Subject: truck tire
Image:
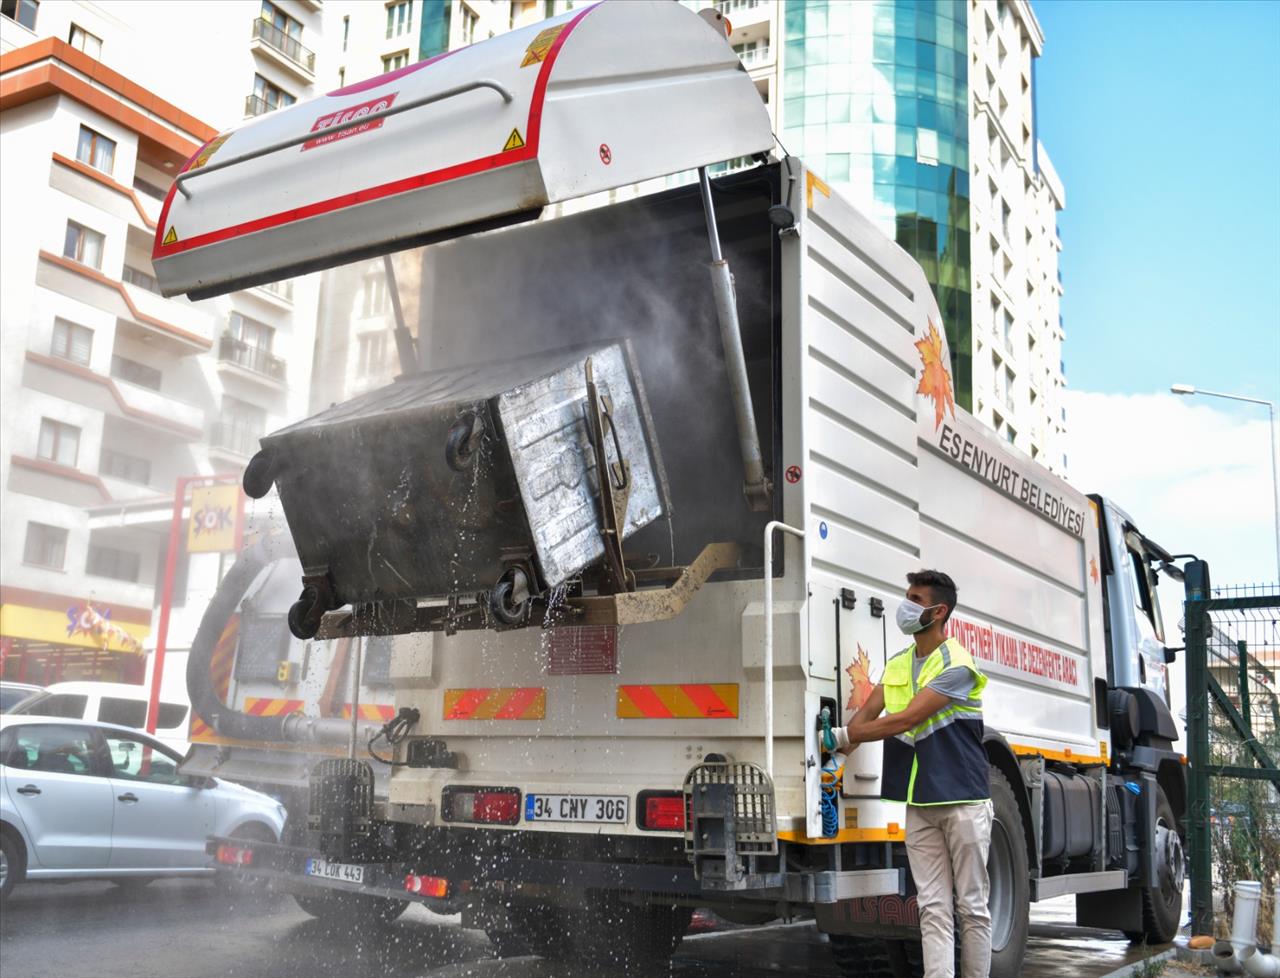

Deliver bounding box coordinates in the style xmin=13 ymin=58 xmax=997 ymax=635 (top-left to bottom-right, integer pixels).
xmin=827 ymin=765 xmax=1029 ymax=978
xmin=1123 ymin=785 xmax=1184 ymax=945
xmin=500 ymin=893 xmax=692 ymax=966
xmin=292 ymin=889 xmax=409 ymax=926
xmin=987 ymin=766 xmax=1030 ymax=978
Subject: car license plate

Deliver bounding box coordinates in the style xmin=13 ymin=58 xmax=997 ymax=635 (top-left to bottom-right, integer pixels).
xmin=305 ymin=858 xmax=364 ymax=884
xmin=525 ymin=794 xmax=629 ymax=824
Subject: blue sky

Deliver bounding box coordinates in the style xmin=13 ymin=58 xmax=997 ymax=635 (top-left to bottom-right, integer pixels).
xmin=1034 ymin=0 xmax=1280 ymax=407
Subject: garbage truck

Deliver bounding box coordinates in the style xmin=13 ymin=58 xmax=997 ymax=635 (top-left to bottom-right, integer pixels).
xmin=156 ymin=3 xmax=1189 ymax=975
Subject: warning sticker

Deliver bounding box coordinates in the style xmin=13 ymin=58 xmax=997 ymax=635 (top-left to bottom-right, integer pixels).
xmin=521 ymin=24 xmax=565 ymax=68
xmin=302 ymin=93 xmax=398 ymax=152
xmin=162 ymin=226 xmax=178 ymax=246
xmin=189 ymin=133 xmax=231 ymax=171
xmin=503 ymin=128 xmax=526 ymax=152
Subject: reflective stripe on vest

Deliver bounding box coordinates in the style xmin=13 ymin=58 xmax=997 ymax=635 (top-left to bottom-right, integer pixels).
xmin=880 ymin=638 xmax=990 ymax=806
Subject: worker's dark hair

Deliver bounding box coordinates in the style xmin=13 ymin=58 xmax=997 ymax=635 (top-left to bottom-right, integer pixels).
xmin=906 ymin=569 xmax=958 ymax=625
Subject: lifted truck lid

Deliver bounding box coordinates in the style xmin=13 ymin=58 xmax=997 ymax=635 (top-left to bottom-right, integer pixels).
xmin=152 ymin=0 xmax=773 ymax=299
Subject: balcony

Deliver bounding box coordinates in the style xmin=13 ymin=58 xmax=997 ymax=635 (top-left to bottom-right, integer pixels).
xmin=716 ymin=0 xmax=771 ymax=32
xmin=209 ymin=421 xmax=263 ymax=459
xmin=218 ymin=333 xmax=287 ymax=386
xmin=736 ymin=44 xmax=771 ymax=68
xmin=250 ymin=18 xmax=315 ymax=80
xmin=245 ymin=94 xmax=272 ymax=118
xmin=23 ymin=351 xmax=205 ymax=442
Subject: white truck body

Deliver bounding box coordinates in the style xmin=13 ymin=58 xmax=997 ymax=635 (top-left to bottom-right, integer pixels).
xmin=159 ymin=5 xmax=1184 ymax=973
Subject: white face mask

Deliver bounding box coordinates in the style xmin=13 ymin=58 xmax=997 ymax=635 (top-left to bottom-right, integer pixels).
xmin=896 ymin=598 xmax=940 ymax=635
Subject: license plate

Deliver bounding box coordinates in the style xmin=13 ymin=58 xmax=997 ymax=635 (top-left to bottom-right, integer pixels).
xmin=305 ymin=858 xmax=364 ymax=884
xmin=525 ymin=794 xmax=629 ymax=824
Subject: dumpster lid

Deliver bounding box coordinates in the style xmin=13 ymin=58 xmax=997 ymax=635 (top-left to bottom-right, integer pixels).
xmin=152 ymin=0 xmax=773 ymax=299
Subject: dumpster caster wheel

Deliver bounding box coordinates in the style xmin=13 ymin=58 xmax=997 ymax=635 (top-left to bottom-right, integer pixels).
xmin=489 ymin=569 xmax=531 ymax=626
xmin=243 ymin=449 xmax=277 ymax=499
xmin=288 ymin=586 xmax=327 ymax=639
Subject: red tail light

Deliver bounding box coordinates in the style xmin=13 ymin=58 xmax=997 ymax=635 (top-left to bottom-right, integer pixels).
xmin=638 ymin=791 xmax=686 ymax=831
xmin=442 ymin=786 xmax=521 ymax=825
xmin=215 ymin=844 xmax=254 ymax=866
xmin=404 ymin=874 xmax=449 ymax=898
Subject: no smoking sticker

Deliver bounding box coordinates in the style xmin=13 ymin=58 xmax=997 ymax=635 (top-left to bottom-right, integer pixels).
xmin=599 ymin=143 xmax=612 ymax=165
xmin=785 ymin=465 xmax=802 ymax=484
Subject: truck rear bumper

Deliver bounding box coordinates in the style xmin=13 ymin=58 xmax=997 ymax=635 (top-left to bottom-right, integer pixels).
xmin=207 ymin=835 xmax=904 ymax=908
xmin=206 ymin=836 xmax=456 ymax=911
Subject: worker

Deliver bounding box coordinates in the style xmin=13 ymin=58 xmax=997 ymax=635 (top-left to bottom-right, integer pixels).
xmin=828 ymin=569 xmax=991 ymax=978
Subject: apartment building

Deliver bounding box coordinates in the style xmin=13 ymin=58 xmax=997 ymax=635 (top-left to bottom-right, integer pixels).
xmin=966 ymin=0 xmax=1066 ymax=469
xmin=0 ymin=1 xmax=325 ymax=685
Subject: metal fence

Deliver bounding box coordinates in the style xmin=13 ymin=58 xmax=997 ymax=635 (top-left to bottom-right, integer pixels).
xmin=1185 ymin=581 xmax=1280 ymax=935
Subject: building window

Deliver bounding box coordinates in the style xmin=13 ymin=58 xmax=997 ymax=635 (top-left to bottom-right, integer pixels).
xmin=387 ymin=1 xmax=412 ymax=39
xmin=228 ymin=312 xmax=274 ymax=352
xmin=110 ymin=354 xmax=162 ymax=391
xmin=122 ymin=265 xmax=160 ymax=294
xmin=77 ymin=126 xmax=115 ymax=174
xmin=51 ymin=318 xmax=93 ymax=366
xmin=87 ymin=544 xmax=141 ymax=583
xmin=23 ymin=522 xmax=67 ymax=569
xmin=213 ymin=397 xmax=267 ymax=456
xmin=100 ymin=447 xmax=151 ymax=485
xmin=252 ymin=74 xmax=296 ymax=114
xmin=260 ymin=0 xmax=302 ymax=41
xmin=132 ymin=175 xmax=166 ymax=200
xmin=1 ymin=0 xmax=38 ymax=31
xmin=357 ymin=331 xmax=389 ymax=376
xmin=460 ymin=6 xmax=478 ymax=45
xmin=37 ymin=418 xmax=80 ymax=468
xmin=362 ymin=274 xmax=388 ymax=318
xmin=68 ymin=23 xmax=102 ymax=58
xmin=63 ymin=220 xmax=104 ymax=269
xmin=1006 ymin=425 xmax=1017 ymax=445
xmin=382 ymin=49 xmax=410 ymax=73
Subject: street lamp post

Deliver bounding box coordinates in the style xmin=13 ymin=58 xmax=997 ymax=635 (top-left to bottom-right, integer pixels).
xmin=1171 ymin=384 xmax=1280 ymax=582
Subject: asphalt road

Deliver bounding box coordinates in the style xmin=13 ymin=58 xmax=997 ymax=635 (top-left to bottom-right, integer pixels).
xmin=0 ymin=877 xmax=1162 ymax=978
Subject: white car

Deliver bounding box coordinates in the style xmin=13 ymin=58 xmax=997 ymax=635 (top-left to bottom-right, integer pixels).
xmin=8 ymin=681 xmax=191 ymax=754
xmin=0 ymin=715 xmax=285 ymax=900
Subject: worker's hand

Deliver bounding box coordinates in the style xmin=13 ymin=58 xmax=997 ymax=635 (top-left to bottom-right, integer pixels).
xmin=830 ymin=724 xmax=852 ymax=751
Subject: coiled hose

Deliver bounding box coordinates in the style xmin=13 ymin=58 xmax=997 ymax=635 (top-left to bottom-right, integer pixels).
xmin=186 ymin=534 xmax=381 ymax=747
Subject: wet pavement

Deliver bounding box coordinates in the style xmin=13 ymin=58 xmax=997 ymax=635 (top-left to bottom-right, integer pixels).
xmin=0 ymin=878 xmax=1164 ymax=978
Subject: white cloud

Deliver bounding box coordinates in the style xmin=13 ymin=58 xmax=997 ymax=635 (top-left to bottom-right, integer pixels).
xmin=1063 ymin=390 xmax=1278 ymax=589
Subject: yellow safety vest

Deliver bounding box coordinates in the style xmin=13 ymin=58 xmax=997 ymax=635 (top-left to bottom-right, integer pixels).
xmin=881 ymin=638 xmax=989 ymax=806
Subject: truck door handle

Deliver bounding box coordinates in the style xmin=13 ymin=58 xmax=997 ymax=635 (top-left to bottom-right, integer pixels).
xmin=117 ymin=792 xmax=139 ymax=803
xmin=16 ymin=784 xmax=41 ymax=796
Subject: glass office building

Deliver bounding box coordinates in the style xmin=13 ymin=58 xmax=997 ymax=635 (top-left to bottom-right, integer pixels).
xmin=780 ymin=0 xmax=973 ymax=409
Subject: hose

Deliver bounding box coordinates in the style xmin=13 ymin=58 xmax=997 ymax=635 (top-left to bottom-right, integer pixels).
xmin=821 ymin=758 xmax=844 ymax=839
xmin=186 ymin=533 xmax=382 ymax=746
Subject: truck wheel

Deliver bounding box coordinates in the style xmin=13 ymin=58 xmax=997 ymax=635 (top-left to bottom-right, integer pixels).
xmin=1123 ymin=785 xmax=1184 ymax=945
xmin=987 ymin=766 xmax=1031 ymax=978
xmin=293 ymin=890 xmax=408 ymax=925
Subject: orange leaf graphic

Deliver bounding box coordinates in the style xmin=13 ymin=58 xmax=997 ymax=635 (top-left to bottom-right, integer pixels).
xmin=915 ymin=318 xmax=956 ymax=429
xmin=1089 ymin=557 xmax=1099 ymax=585
xmin=846 ymin=644 xmax=875 ymax=713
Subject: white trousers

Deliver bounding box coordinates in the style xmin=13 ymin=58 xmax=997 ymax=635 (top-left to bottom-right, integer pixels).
xmin=905 ymin=799 xmax=994 ymax=978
